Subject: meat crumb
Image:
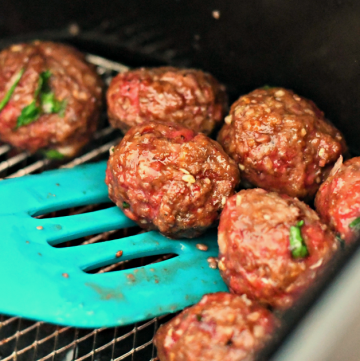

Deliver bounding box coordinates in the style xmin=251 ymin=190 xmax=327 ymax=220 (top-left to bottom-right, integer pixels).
xmin=116 ymin=250 xmax=123 ymax=258
xmin=196 ymin=243 xmax=208 ymax=251
xmin=212 ymin=10 xmax=221 ymax=19
xmin=36 ymin=226 xmax=43 ymax=230
xmin=62 ymin=273 xmax=69 ymax=278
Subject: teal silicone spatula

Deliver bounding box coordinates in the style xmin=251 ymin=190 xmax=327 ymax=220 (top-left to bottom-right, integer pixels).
xmin=0 ymin=161 xmax=227 ymax=328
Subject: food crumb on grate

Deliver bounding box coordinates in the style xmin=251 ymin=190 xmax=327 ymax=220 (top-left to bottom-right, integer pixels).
xmin=212 ymin=10 xmax=221 ymax=19
xmin=116 ymin=250 xmax=123 ymax=258
xmin=62 ymin=273 xmax=69 ymax=278
xmin=36 ymin=226 xmax=43 ymax=230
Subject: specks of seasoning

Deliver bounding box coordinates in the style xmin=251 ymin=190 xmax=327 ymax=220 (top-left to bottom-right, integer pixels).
xmin=241 ymin=294 xmax=252 ymax=306
xmin=122 ymin=201 xmax=130 ymax=209
xmin=212 ymin=10 xmax=220 ymax=19
xmin=207 ymin=256 xmax=218 ymax=269
xmin=62 ymin=273 xmax=69 ymax=278
xmin=182 ymin=174 xmax=195 ymax=184
xmin=224 ymin=115 xmax=232 ymax=125
xmin=221 ymin=196 xmax=227 ymax=206
xmin=253 ymin=325 xmax=265 ymax=338
xmin=179 ymin=168 xmax=190 ymax=175
xmin=218 ymin=259 xmax=226 ymax=271
xmin=36 ymin=226 xmax=43 ymax=230
xmin=196 ymin=243 xmax=208 ymax=251
xmin=247 ymin=312 xmax=260 ymax=322
xmin=204 ymin=178 xmax=211 ymax=184
xmin=236 ymin=194 xmax=243 ymax=207
xmin=301 ymin=128 xmax=307 ymax=136
xmin=26 ymin=241 xmax=30 ymax=244
xmin=38 ymin=253 xmax=42 ymax=256
xmin=109 ymin=146 xmax=115 ymax=155
xmin=256 ymin=134 xmax=271 ymax=143
xmin=196 ymin=314 xmax=202 ymax=321
xmin=55 ymin=183 xmax=60 ymax=186
xmin=310 ymin=258 xmax=323 ymax=270
xmin=116 ymin=250 xmax=123 ymax=258
xmin=318 ymin=148 xmax=325 ymax=158
xmin=238 ymin=164 xmax=245 ymax=171
xmin=275 ymin=90 xmax=285 ymax=97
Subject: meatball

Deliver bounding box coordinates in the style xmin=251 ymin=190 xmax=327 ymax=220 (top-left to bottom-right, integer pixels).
xmin=315 ymin=156 xmax=360 ymax=244
xmin=106 ymin=66 xmax=227 ymax=135
xmin=105 ymin=121 xmax=240 ymax=239
xmin=217 ymin=87 xmax=347 ymax=199
xmin=218 ymin=188 xmax=338 ymax=310
xmin=154 ymin=292 xmax=277 ymax=361
xmin=0 ymin=41 xmax=103 ymax=157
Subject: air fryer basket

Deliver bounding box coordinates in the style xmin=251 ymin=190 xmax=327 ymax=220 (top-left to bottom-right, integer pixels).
xmin=1 ymin=1 xmax=360 ymax=360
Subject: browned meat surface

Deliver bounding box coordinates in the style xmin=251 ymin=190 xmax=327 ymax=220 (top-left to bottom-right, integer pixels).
xmin=107 ymin=67 xmax=227 ymax=135
xmin=154 ymin=292 xmax=277 ymax=361
xmin=315 ymin=156 xmax=360 ymax=244
xmin=218 ymin=188 xmax=338 ymax=310
xmin=0 ymin=41 xmax=103 ymax=157
xmin=105 ymin=121 xmax=240 ymax=239
xmin=217 ymin=87 xmax=347 ymax=199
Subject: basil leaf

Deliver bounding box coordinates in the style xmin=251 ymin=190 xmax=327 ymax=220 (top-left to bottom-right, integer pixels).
xmin=289 ymin=220 xmax=309 ymax=259
xmin=42 ymin=149 xmax=65 ymax=160
xmin=123 ymin=202 xmax=130 ymax=209
xmin=349 ymin=217 xmax=360 ymax=230
xmin=0 ymin=68 xmax=25 ymax=111
xmin=16 ymin=101 xmax=41 ymax=128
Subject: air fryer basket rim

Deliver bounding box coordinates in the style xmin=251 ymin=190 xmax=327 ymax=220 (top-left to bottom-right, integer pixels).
xmin=1 ymin=1 xmax=360 ymax=360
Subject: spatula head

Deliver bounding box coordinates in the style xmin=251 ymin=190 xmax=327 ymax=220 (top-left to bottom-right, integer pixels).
xmin=0 ymin=161 xmax=227 ymax=328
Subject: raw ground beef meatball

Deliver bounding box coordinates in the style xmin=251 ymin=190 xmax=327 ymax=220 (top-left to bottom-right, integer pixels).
xmin=0 ymin=41 xmax=103 ymax=157
xmin=315 ymin=156 xmax=360 ymax=244
xmin=217 ymin=87 xmax=347 ymax=199
xmin=106 ymin=66 xmax=227 ymax=135
xmin=105 ymin=121 xmax=240 ymax=239
xmin=218 ymin=188 xmax=339 ymax=310
xmin=154 ymin=292 xmax=277 ymax=361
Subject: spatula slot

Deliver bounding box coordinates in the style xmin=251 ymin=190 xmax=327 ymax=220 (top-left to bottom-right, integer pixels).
xmin=33 ymin=202 xmax=114 ymax=219
xmin=53 ymin=226 xmax=143 ymax=248
xmin=84 ymin=253 xmax=178 ymax=274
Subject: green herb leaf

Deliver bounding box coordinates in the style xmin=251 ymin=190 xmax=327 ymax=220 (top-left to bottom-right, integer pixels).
xmin=16 ymin=70 xmax=67 ymax=128
xmin=16 ymin=101 xmax=41 ymax=128
xmin=262 ymin=85 xmax=274 ymax=90
xmin=123 ymin=202 xmax=130 ymax=209
xmin=289 ymin=220 xmax=309 ymax=259
xmin=349 ymin=217 xmax=360 ymax=230
xmin=196 ymin=314 xmax=202 ymax=321
xmin=42 ymin=149 xmax=65 ymax=160
xmin=0 ymin=68 xmax=25 ymax=112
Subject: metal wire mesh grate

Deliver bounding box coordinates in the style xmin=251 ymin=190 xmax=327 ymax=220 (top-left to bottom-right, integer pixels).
xmin=0 ymin=54 xmax=174 ymax=361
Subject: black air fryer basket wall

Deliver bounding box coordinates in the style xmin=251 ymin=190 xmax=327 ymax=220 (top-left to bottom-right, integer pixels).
xmin=1 ymin=1 xmax=360 ymax=361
